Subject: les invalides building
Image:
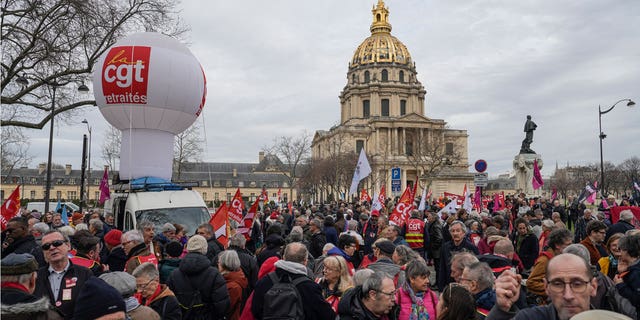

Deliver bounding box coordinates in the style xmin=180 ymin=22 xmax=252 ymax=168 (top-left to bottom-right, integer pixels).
xmin=312 ymin=1 xmax=473 ymax=200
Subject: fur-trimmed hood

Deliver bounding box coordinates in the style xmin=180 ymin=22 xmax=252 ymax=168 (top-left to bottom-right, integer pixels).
xmin=1 ymin=289 xmax=61 ymax=319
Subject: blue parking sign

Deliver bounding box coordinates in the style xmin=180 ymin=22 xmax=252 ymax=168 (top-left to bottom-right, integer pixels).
xmin=391 ymin=167 xmax=401 ymax=180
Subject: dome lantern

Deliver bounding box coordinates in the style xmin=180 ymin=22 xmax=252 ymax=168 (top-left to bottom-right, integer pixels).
xmin=370 ymin=0 xmax=392 ymax=34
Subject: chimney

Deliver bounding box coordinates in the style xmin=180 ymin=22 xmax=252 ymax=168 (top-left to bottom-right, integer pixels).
xmin=65 ymin=164 xmax=72 ymax=175
xmin=38 ymin=163 xmax=46 ymax=175
xmin=232 ymin=168 xmax=237 ymax=178
xmin=259 ymin=151 xmax=265 ymax=163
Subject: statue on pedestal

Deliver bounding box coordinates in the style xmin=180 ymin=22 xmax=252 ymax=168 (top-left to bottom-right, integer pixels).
xmin=520 ymin=115 xmax=537 ymax=154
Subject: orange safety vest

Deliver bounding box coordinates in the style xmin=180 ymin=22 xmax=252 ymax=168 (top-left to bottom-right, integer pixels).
xmin=125 ymin=253 xmax=158 ymax=272
xmin=405 ymin=218 xmax=425 ymax=249
xmin=70 ymin=256 xmax=98 ymax=269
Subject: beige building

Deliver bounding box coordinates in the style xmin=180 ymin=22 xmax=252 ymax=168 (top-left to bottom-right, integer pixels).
xmin=312 ymin=1 xmax=472 ymax=199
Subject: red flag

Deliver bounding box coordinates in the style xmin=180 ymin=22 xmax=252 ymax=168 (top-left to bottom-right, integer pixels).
xmin=474 ymin=187 xmax=482 ymax=210
xmin=389 ymin=187 xmax=414 ymax=226
xmin=99 ymin=167 xmax=110 ymax=205
xmin=409 ymin=176 xmax=419 ymax=200
xmin=378 ymin=186 xmax=386 ymax=208
xmin=209 ymin=202 xmax=229 ymax=247
xmin=532 ymin=159 xmax=544 ymax=190
xmin=444 ymin=192 xmax=463 ymax=206
xmin=360 ymin=189 xmax=372 ymax=203
xmin=1 ymin=186 xmax=21 ymax=230
xmin=238 ymin=198 xmax=260 ymax=239
xmin=277 ymin=188 xmax=282 ymax=203
xmin=260 ymin=187 xmax=269 ymax=203
xmin=228 ymin=189 xmax=244 ymax=224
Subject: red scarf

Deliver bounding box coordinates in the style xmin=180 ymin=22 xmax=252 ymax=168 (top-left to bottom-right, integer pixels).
xmin=1 ymin=282 xmax=30 ymax=293
xmin=144 ymin=285 xmax=163 ymax=306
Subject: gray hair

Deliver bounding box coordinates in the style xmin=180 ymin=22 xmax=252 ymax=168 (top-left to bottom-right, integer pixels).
xmin=32 ymin=222 xmax=50 ymax=234
xmin=465 ymin=262 xmax=495 ymax=290
xmin=122 ymin=230 xmax=144 ymax=244
xmin=493 ymin=239 xmax=514 ymax=256
xmin=348 ymin=219 xmax=358 ymax=230
xmin=405 ymin=259 xmax=430 ymax=280
xmin=1 ymin=273 xmax=34 ymax=285
xmin=57 ymin=225 xmax=75 ymax=237
xmin=89 ymin=218 xmax=103 ymax=232
xmin=229 ymin=233 xmax=246 ymax=248
xmin=322 ymin=243 xmax=335 ymax=254
xmin=353 ymin=268 xmax=375 ymax=287
xmin=218 ymin=250 xmax=241 ymax=271
xmin=74 ymin=223 xmax=88 ymax=231
xmin=449 ymin=220 xmax=467 ymax=233
xmin=43 ymin=230 xmax=71 ymax=243
xmin=132 ymin=262 xmax=159 ymax=279
xmin=541 ymin=219 xmax=555 ymax=229
xmin=563 ymin=243 xmax=591 ymax=266
xmin=552 ymin=212 xmax=560 ymax=219
xmin=283 ymin=242 xmax=308 ymax=264
xmin=451 ymin=251 xmax=479 ymax=272
xmin=394 ymin=245 xmax=422 ymax=265
xmin=309 ymin=218 xmax=322 ymax=229
xmin=138 ymin=221 xmax=154 ymax=231
xmin=362 ymin=271 xmax=392 ymax=299
xmin=620 ymin=210 xmax=634 ymax=222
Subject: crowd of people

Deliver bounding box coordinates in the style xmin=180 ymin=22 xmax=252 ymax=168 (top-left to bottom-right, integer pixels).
xmin=1 ymin=193 xmax=639 ymax=320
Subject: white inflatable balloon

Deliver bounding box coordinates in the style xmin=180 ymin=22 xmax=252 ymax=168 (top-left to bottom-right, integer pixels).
xmin=93 ymin=32 xmax=206 ymax=180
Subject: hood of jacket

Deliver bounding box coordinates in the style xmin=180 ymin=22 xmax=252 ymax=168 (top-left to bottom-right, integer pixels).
xmin=264 ymin=233 xmax=285 ymax=248
xmin=368 ymin=258 xmax=401 ymax=277
xmin=1 ymin=290 xmax=52 ymax=315
xmin=223 ymin=269 xmax=248 ymax=288
xmin=338 ymin=287 xmax=378 ymax=319
xmin=327 ymin=247 xmax=352 ymax=261
xmin=179 ymin=252 xmax=211 ymax=275
xmin=475 ymin=287 xmax=496 ymax=310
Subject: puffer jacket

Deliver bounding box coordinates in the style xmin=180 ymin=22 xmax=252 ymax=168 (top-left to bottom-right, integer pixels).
xmin=1 ymin=287 xmax=63 ymax=320
xmin=167 ymin=252 xmax=230 ymax=320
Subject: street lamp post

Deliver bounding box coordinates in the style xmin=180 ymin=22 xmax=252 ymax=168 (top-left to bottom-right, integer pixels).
xmin=43 ymin=80 xmax=60 ymax=214
xmin=82 ymin=119 xmax=92 ymax=209
xmin=598 ymin=99 xmax=635 ymax=196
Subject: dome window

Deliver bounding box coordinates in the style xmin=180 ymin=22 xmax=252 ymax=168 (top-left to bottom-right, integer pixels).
xmin=377 ymin=14 xmax=381 ymax=22
xmin=400 ymin=99 xmax=407 ymax=115
xmin=399 ymin=71 xmax=405 ymax=83
xmin=364 ymin=71 xmax=370 ymax=83
xmin=381 ymin=69 xmax=388 ymax=82
xmin=363 ymin=100 xmax=370 ymax=118
xmin=352 ymin=74 xmax=357 ymax=84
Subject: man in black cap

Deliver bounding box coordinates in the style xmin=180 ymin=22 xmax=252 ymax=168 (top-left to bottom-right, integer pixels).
xmin=2 ymin=216 xmax=46 ymax=267
xmin=366 ymin=239 xmax=401 ymax=283
xmin=1 ymin=252 xmax=62 ymax=319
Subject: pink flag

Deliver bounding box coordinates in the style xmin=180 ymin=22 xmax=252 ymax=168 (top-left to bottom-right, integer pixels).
xmin=552 ymin=186 xmax=558 ymax=201
xmin=474 ymin=186 xmax=482 ymax=210
xmin=532 ymin=159 xmax=544 ymax=190
xmin=587 ymin=181 xmax=598 ymax=204
xmin=493 ymin=193 xmax=500 ymax=212
xmin=99 ymin=167 xmax=110 ymax=205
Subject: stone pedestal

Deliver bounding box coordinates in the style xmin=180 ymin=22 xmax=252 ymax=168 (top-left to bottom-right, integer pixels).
xmin=513 ymin=153 xmax=543 ymax=197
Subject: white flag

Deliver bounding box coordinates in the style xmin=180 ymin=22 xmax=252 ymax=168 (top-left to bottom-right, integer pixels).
xmin=349 ymin=149 xmax=372 ymax=196
xmin=418 ymin=187 xmax=428 ymax=211
xmin=437 ymin=200 xmax=457 ymax=219
xmin=462 ymin=184 xmax=473 ymax=212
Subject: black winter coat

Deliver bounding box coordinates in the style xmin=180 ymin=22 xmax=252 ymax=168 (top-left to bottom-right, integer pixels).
xmin=33 ymin=262 xmax=93 ymax=320
xmin=606 ymin=220 xmax=635 ymax=242
xmin=104 ymin=246 xmax=127 ymax=272
xmin=251 ymin=267 xmax=335 ymax=320
xmin=616 ymin=259 xmax=640 ymax=316
xmin=213 ymin=246 xmax=258 ymax=290
xmin=512 ymin=232 xmax=539 ymax=270
xmin=437 ymin=239 xmax=479 ymax=291
xmin=167 ymin=252 xmax=230 ymax=320
xmin=337 ymin=286 xmax=399 ymax=320
xmin=256 ymin=234 xmax=285 ymax=267
xmin=1 ymin=235 xmax=46 ymax=267
xmin=309 ymin=231 xmax=326 ymax=259
xmin=427 ymin=219 xmax=443 ymax=260
xmin=1 ymin=287 xmax=63 ymax=320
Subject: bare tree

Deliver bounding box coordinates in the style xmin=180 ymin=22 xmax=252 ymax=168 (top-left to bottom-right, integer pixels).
xmin=1 ymin=0 xmax=187 ymax=129
xmin=264 ymin=132 xmax=312 ymax=202
xmin=1 ymin=126 xmax=33 ymax=182
xmin=100 ymin=125 xmax=121 ymax=171
xmin=173 ymin=122 xmax=203 ymax=180
xmin=405 ymin=127 xmax=463 ymax=189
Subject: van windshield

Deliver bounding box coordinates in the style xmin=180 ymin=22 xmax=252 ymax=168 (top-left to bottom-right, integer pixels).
xmin=136 ymin=207 xmax=210 ymax=235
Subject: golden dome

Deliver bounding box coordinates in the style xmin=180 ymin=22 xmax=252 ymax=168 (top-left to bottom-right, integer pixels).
xmin=351 ymin=1 xmax=412 ymax=68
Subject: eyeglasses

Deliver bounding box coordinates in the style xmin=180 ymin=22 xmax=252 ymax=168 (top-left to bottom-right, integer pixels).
xmin=546 ymin=279 xmax=591 ymax=293
xmin=377 ymin=289 xmax=397 ymax=297
xmin=459 ymin=277 xmax=476 ymax=284
xmin=42 ymin=240 xmax=66 ymax=250
xmin=136 ymin=277 xmax=156 ymax=291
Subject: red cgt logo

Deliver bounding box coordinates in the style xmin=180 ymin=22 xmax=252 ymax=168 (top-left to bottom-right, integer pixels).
xmin=101 ymin=46 xmax=151 ymax=104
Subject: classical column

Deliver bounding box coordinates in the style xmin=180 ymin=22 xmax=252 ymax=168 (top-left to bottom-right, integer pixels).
xmin=402 ymin=127 xmax=406 ymax=155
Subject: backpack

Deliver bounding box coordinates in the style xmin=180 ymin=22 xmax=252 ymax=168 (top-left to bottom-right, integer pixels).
xmin=262 ymin=272 xmax=309 ymax=319
xmin=172 ymin=271 xmax=209 ymax=320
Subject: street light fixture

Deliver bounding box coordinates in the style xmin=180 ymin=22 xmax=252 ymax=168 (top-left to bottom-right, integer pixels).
xmin=43 ymin=79 xmax=61 ymax=214
xmin=598 ymin=98 xmax=635 ymax=196
xmin=82 ymin=119 xmax=92 ymax=209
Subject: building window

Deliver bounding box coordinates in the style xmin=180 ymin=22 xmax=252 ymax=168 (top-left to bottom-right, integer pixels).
xmin=56 ymin=191 xmax=62 ymax=200
xmin=201 ymin=180 xmax=208 ymax=187
xmin=381 ymin=69 xmax=388 ymax=82
xmin=250 ymin=181 xmax=256 ymax=187
xmin=94 ymin=191 xmax=99 ymax=200
xmin=214 ymin=181 xmax=221 ymax=187
xmin=214 ymin=193 xmax=219 ymax=201
xmin=30 ymin=177 xmax=37 ymax=184
xmin=69 ymin=178 xmax=76 ymax=185
xmin=93 ymin=178 xmax=100 ymax=185
xmin=67 ymin=191 xmax=77 ymax=200
xmin=202 ymin=192 xmax=207 ymax=200
xmin=56 ymin=178 xmax=64 ymax=185
xmin=352 ymin=74 xmax=357 ymax=84
xmin=364 ymin=71 xmax=370 ymax=83
xmin=226 ymin=181 xmax=233 ymax=187
xmin=30 ymin=190 xmax=36 ymax=199
xmin=381 ymin=99 xmax=389 ymax=116
xmin=250 ymin=193 xmax=255 ymax=201
xmin=238 ymin=181 xmax=244 ymax=187
xmin=399 ymin=71 xmax=405 ymax=83
xmin=226 ymin=193 xmax=232 ymax=202
xmin=363 ymin=100 xmax=370 ymax=118
xmin=283 ymin=193 xmax=288 ymax=202
xmin=406 ymin=135 xmax=413 ymax=156
xmin=400 ymin=100 xmax=407 ymax=115
xmin=356 ymin=140 xmax=365 ymax=154
xmin=445 ymin=142 xmax=454 ymax=155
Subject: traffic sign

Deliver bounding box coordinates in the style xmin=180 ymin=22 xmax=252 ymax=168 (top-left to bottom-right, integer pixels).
xmin=474 ymin=173 xmax=488 ymax=187
xmin=474 ymin=159 xmax=487 ymax=173
xmin=391 ymin=167 xmax=401 ymax=180
xmin=391 ymin=180 xmax=402 ymax=192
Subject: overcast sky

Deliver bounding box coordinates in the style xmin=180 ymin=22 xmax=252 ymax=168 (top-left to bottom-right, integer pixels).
xmin=26 ymin=0 xmax=640 ymax=178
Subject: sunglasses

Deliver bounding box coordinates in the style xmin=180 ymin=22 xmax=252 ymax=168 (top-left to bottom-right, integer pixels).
xmin=42 ymin=240 xmax=66 ymax=250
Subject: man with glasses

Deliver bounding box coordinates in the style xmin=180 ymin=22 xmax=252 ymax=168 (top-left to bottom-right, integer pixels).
xmin=33 ymin=230 xmax=93 ymax=319
xmin=580 ymin=220 xmax=609 ymax=266
xmin=132 ymin=262 xmax=181 ymax=320
xmin=337 ymin=271 xmax=399 ymax=319
xmin=122 ymin=230 xmax=157 ymax=274
xmin=489 ymin=253 xmax=599 ymax=320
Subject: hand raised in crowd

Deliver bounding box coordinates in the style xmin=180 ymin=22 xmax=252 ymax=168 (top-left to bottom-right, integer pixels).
xmin=494 ymin=269 xmax=523 ymax=312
